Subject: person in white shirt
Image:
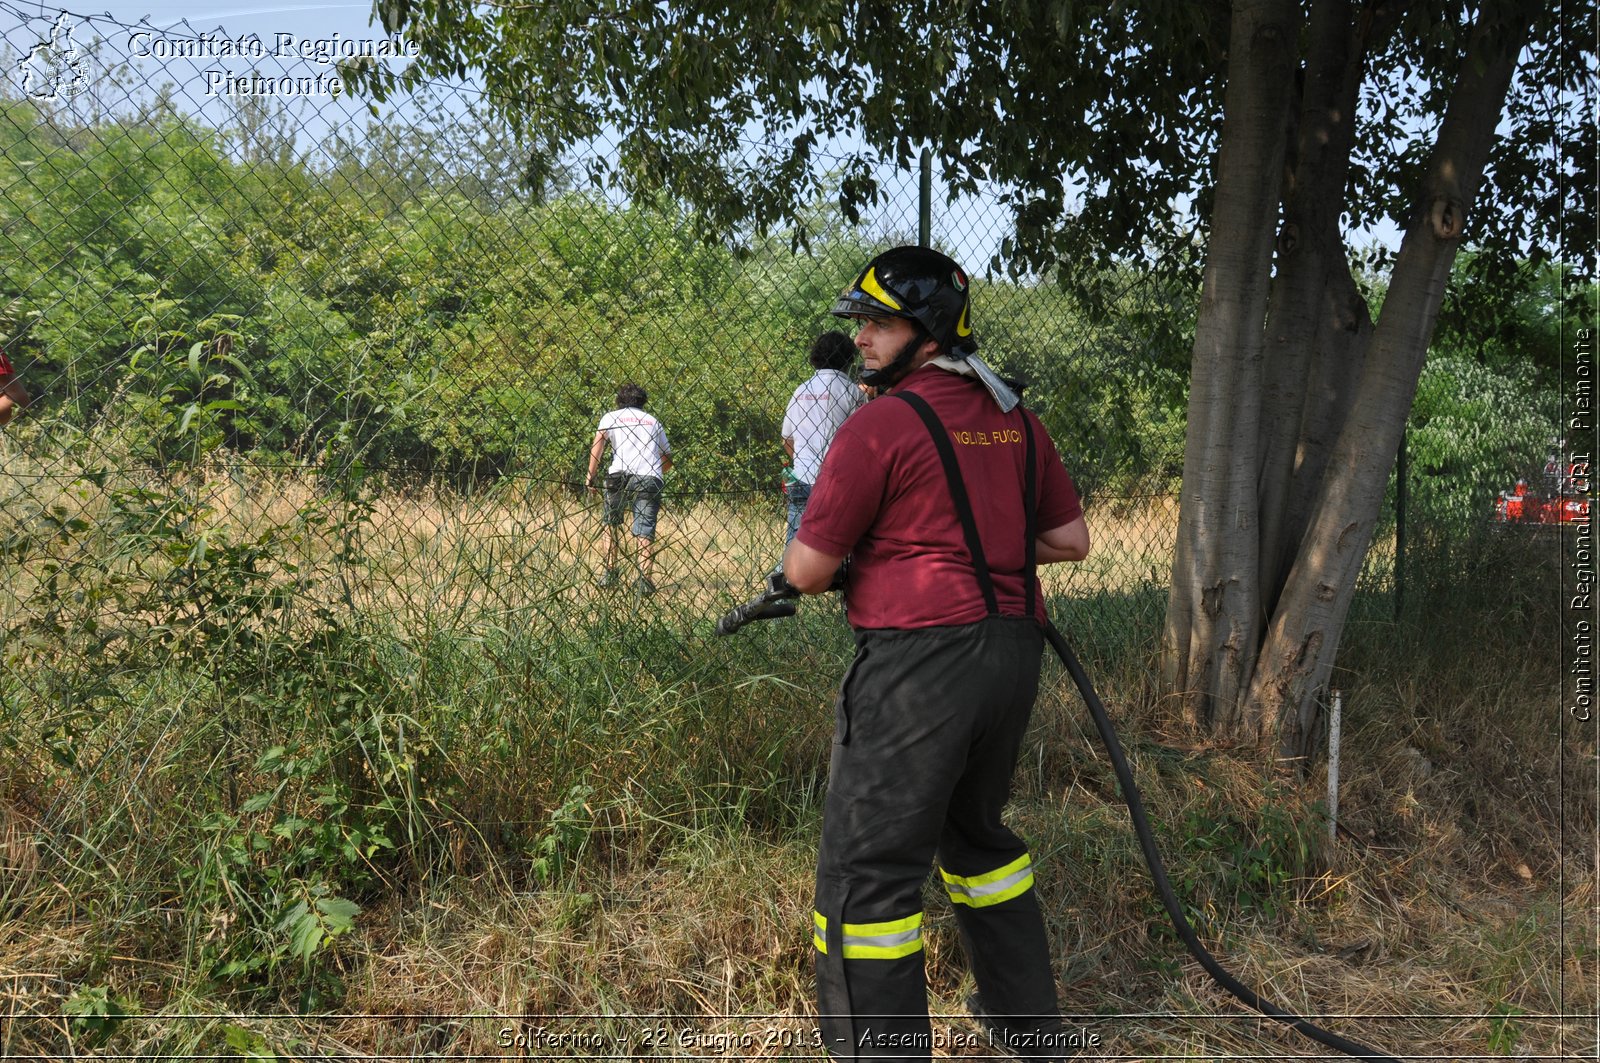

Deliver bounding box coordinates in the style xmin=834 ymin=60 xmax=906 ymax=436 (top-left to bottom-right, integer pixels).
xmin=782 ymin=331 xmax=862 ymax=543
xmin=586 ymin=383 xmax=673 ymax=594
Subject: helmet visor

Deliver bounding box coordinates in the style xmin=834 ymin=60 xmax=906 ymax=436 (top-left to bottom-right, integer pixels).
xmin=830 ymin=291 xmax=900 ymax=320
xmin=829 ymin=263 xmax=921 ymax=320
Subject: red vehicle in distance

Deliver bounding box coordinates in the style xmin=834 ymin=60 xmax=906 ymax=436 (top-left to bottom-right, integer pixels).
xmin=1493 ymin=450 xmax=1591 ymax=525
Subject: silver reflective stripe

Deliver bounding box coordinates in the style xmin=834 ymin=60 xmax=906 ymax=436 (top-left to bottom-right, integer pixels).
xmin=846 ymin=927 xmax=920 ymax=951
xmin=946 ymin=864 xmax=1029 ymax=900
xmin=813 ymin=912 xmax=924 ymax=958
xmin=943 ymin=862 xmax=1034 ymax=907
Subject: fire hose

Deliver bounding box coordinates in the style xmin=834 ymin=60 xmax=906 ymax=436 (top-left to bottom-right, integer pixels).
xmin=714 ymin=572 xmax=1402 ymax=1062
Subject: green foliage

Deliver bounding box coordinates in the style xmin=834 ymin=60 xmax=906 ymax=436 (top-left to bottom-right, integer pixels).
xmin=1 ymin=97 xmax=1184 ymax=498
xmin=221 ymin=1024 xmax=284 ymax=1060
xmin=344 ymin=0 xmax=1586 ymax=754
xmin=3 ymin=456 xmax=841 ymax=1006
xmin=1433 ymin=256 xmax=1571 ymax=382
xmin=528 ymin=782 xmax=596 ymax=886
xmin=277 ymin=888 xmax=362 ymax=966
xmin=1485 ymin=1002 xmax=1526 ymax=1055
xmin=1162 ymin=787 xmax=1321 ymax=930
xmin=357 ymin=0 xmax=1590 ymax=290
xmin=175 ymin=662 xmax=432 ymax=995
xmin=987 ymin=271 xmax=1191 ymax=497
xmin=7 ymin=464 xmax=425 ymax=1001
xmin=1405 ymin=354 xmax=1555 ymax=534
xmin=62 ymin=984 xmax=135 ymax=1047
xmin=0 ymin=16 xmax=1579 ymax=1054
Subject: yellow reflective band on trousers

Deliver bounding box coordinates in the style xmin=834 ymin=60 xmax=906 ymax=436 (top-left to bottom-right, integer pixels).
xmin=939 ymin=853 xmax=1034 ymax=908
xmin=812 ymin=911 xmax=923 ymax=959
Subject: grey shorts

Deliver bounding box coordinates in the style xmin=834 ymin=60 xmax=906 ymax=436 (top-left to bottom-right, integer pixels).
xmin=603 ymin=472 xmax=663 ymax=538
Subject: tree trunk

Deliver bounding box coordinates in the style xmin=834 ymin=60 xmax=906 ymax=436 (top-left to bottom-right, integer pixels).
xmin=1165 ymin=0 xmax=1536 ymax=755
xmin=1161 ymin=0 xmax=1301 ymax=734
xmin=1257 ymin=0 xmax=1381 ymax=621
xmin=1248 ymin=0 xmax=1537 ymax=759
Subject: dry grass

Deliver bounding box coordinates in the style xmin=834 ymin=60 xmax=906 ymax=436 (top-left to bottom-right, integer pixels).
xmin=0 ymin=459 xmax=1177 ymax=649
xmin=18 ymin=765 xmax=1576 ymax=1060
xmin=1 ymin=466 xmax=1592 ymax=1061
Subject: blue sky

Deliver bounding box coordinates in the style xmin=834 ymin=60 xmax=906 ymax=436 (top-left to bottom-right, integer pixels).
xmin=91 ymin=2 xmax=380 ymax=44
xmin=6 ymin=2 xmax=1403 ymax=271
xmin=4 ymin=2 xmax=400 ymax=149
xmin=2 ymin=2 xmax=1027 ymax=268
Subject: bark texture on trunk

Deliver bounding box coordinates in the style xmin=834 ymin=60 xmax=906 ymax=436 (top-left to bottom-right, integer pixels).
xmin=1162 ymin=0 xmax=1301 ymax=733
xmin=1248 ymin=0 xmax=1536 ymax=758
xmin=1164 ymin=0 xmax=1536 ymax=756
xmin=1257 ymin=0 xmax=1379 ymax=624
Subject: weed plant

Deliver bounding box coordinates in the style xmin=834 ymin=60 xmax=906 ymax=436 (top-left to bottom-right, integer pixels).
xmin=0 ymin=466 xmax=1590 ymax=1060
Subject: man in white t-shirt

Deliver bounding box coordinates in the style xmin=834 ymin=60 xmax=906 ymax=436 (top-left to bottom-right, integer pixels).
xmin=586 ymin=383 xmax=673 ymax=594
xmin=782 ymin=331 xmax=862 ymax=543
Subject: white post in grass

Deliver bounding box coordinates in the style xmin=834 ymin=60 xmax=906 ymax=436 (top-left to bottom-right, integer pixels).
xmin=1327 ymin=689 xmax=1342 ymax=843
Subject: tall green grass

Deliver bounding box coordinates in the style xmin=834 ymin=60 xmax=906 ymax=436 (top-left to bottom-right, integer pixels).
xmin=2 ymin=468 xmax=1590 ymax=1060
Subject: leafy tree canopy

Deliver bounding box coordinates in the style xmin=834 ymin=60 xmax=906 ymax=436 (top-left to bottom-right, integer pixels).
xmin=355 ymin=0 xmax=1592 ymax=286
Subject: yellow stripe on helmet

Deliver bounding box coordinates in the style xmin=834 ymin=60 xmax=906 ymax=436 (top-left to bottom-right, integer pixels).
xmin=858 ymin=267 xmax=904 ymax=311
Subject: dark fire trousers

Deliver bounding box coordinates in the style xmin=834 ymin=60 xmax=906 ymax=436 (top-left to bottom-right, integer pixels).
xmin=813 ymin=615 xmax=1060 ymax=1060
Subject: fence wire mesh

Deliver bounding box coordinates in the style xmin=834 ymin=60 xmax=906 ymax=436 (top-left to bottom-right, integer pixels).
xmin=0 ymin=4 xmax=1199 ymax=673
xmin=0 ymin=5 xmax=1528 ymax=1057
xmin=0 ymin=13 xmax=1221 ymax=992
xmin=0 ymin=9 xmax=1205 ymax=955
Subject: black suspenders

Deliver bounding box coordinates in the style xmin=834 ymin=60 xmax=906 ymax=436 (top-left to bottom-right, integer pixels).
xmin=891 ymin=390 xmax=1039 ymax=619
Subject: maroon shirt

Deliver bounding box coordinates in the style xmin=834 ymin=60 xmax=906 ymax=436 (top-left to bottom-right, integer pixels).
xmin=796 ymin=366 xmax=1083 ymax=629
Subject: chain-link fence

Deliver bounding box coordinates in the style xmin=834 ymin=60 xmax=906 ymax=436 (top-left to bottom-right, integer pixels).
xmin=0 ymin=10 xmax=1213 ymax=1040
xmin=8 ymin=6 xmax=1574 ymax=1056
xmin=0 ymin=5 xmax=1199 ymax=667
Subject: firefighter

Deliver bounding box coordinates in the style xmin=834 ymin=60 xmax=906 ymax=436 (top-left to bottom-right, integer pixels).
xmin=1508 ymin=478 xmax=1530 ymax=521
xmin=783 ymin=246 xmax=1091 ymax=1061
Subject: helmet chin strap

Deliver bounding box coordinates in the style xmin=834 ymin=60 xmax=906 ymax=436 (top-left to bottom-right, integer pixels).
xmin=858 ymin=329 xmax=929 ymax=389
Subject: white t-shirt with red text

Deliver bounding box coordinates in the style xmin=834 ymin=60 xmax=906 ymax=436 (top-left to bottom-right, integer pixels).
xmin=597 ymin=407 xmax=671 ymax=478
xmin=782 ymin=368 xmax=861 ymax=484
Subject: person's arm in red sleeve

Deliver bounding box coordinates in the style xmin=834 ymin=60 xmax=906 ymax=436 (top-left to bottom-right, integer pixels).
xmin=782 ymin=417 xmax=883 ymax=593
xmin=1032 ymin=418 xmax=1088 ymax=562
xmin=1036 ymin=516 xmax=1090 ymax=562
xmin=0 ymin=349 xmax=28 ymax=426
xmin=783 ymin=538 xmax=845 ymax=594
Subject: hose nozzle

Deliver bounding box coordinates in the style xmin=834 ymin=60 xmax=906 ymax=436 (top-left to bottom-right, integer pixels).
xmin=714 ymin=565 xmax=801 ymax=636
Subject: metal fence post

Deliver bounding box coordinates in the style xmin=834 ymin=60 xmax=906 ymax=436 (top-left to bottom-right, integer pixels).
xmin=1396 ymin=428 xmax=1408 ymax=619
xmin=1327 ymin=689 xmax=1342 ymax=843
xmin=918 ymin=148 xmax=932 ymax=247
